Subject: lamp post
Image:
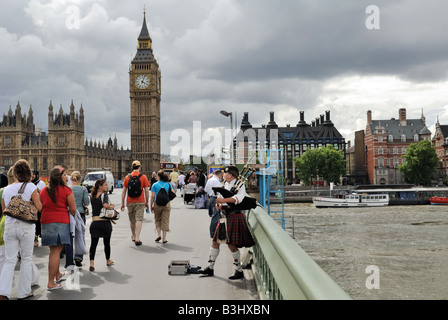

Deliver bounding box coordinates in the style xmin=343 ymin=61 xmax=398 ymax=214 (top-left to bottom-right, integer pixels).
xmin=220 ymin=110 xmax=234 ymax=165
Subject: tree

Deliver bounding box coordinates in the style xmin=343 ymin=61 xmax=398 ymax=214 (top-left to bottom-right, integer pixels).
xmin=399 ymin=139 xmax=439 ymax=186
xmin=294 ymin=145 xmax=346 ymax=185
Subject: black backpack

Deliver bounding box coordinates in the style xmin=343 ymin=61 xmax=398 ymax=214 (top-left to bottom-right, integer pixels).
xmin=127 ymin=173 xmax=143 ymax=198
xmin=156 ymin=184 xmax=171 ymax=206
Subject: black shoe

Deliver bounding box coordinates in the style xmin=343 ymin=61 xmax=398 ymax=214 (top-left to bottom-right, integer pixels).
xmin=75 ymin=259 xmax=82 ymax=267
xmin=228 ymin=270 xmax=244 ymax=280
xmin=198 ymin=267 xmax=214 ymax=276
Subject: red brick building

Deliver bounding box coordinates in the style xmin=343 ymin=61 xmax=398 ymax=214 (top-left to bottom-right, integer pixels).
xmin=364 ymin=108 xmax=431 ymax=185
xmin=432 ymin=117 xmax=448 ymax=182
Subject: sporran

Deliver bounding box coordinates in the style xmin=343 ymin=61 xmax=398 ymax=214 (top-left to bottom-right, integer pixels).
xmin=216 ymin=217 xmax=228 ymax=244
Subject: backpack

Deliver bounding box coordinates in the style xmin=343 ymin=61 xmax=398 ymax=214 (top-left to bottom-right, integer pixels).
xmin=156 ymin=183 xmax=171 ymax=206
xmin=127 ymin=173 xmax=143 ymax=198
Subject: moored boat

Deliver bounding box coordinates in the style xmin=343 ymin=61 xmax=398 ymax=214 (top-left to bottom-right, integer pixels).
xmin=429 ymin=196 xmax=448 ymax=205
xmin=313 ymin=193 xmax=389 ymax=208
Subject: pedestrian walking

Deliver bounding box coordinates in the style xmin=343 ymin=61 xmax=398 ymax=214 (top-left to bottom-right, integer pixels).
xmin=150 ymin=170 xmax=176 ymax=243
xmin=40 ymin=166 xmax=77 ymax=290
xmin=177 ymin=171 xmax=185 ymax=190
xmin=120 ymin=160 xmax=150 ymax=246
xmin=59 ymin=167 xmax=75 ymax=271
xmin=0 ymin=159 xmax=43 ymax=300
xmin=150 ymin=172 xmax=157 ymax=190
xmin=0 ymin=168 xmax=13 ymax=278
xmin=169 ymin=168 xmax=179 ymax=193
xmin=31 ymin=169 xmax=45 ymax=247
xmin=89 ymin=179 xmax=116 ymax=271
xmin=70 ymin=171 xmax=90 ymax=267
xmin=197 ymin=169 xmax=206 ymax=188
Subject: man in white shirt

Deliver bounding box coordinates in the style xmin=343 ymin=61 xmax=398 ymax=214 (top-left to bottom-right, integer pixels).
xmin=204 ymin=170 xmax=223 ymax=237
xmin=176 ymin=172 xmax=186 ymax=189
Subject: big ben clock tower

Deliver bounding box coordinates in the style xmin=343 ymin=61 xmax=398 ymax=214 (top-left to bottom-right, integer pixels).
xmin=129 ymin=10 xmax=161 ymax=176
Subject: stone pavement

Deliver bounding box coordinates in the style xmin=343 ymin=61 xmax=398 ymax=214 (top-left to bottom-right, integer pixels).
xmin=8 ymin=189 xmax=259 ymax=300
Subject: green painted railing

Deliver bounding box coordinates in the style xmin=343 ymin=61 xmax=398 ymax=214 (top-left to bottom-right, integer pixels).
xmin=246 ymin=205 xmax=351 ymax=300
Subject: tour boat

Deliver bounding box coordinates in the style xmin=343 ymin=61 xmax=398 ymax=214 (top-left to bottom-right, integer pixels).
xmin=313 ymin=193 xmax=389 ymax=208
xmin=429 ymin=196 xmax=448 ymax=205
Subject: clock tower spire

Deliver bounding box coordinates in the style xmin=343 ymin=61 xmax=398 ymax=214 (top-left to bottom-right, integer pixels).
xmin=129 ymin=10 xmax=161 ymax=176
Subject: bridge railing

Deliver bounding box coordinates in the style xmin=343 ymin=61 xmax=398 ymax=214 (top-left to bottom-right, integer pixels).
xmin=246 ymin=205 xmax=351 ymax=300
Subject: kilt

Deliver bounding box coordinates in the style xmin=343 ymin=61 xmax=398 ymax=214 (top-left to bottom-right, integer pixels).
xmin=213 ymin=212 xmax=255 ymax=248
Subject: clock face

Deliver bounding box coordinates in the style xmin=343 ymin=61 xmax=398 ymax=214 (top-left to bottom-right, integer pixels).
xmin=135 ymin=75 xmax=149 ymax=89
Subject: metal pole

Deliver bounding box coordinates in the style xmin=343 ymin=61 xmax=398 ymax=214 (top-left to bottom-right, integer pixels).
xmin=230 ymin=113 xmax=234 ymax=165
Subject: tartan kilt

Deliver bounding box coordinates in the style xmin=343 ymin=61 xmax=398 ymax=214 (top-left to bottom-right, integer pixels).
xmin=213 ymin=212 xmax=255 ymax=248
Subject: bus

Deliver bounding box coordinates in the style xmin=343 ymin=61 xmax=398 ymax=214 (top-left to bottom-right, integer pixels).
xmin=160 ymin=162 xmax=185 ymax=173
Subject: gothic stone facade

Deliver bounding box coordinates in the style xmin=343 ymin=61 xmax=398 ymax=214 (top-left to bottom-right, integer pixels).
xmin=0 ymin=101 xmax=131 ymax=180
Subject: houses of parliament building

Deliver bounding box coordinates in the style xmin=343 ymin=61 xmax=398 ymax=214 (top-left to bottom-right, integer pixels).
xmin=0 ymin=12 xmax=161 ymax=180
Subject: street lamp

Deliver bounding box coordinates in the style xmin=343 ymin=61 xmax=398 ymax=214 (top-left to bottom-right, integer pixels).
xmin=220 ymin=110 xmax=235 ymax=165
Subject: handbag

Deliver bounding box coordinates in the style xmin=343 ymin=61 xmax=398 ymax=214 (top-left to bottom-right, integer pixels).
xmin=100 ymin=208 xmax=120 ymax=220
xmin=169 ymin=184 xmax=176 ymax=201
xmin=3 ymin=183 xmax=39 ymax=224
xmin=99 ymin=193 xmax=120 ymax=220
xmin=82 ymin=186 xmax=89 ymax=215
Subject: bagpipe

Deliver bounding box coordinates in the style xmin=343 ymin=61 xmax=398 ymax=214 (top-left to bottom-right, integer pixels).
xmin=212 ymin=164 xmax=258 ymax=213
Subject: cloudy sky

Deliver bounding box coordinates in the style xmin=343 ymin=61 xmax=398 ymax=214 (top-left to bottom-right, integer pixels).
xmin=1 ymin=0 xmax=448 ymax=161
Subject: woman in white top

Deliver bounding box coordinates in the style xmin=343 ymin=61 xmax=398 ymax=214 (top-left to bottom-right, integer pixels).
xmin=0 ymin=160 xmax=42 ymax=300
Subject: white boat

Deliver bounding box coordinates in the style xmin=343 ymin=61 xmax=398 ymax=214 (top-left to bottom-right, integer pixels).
xmin=312 ymin=193 xmax=389 ymax=208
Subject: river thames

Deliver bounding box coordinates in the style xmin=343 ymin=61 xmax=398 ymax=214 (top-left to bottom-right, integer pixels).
xmin=280 ymin=203 xmax=448 ymax=300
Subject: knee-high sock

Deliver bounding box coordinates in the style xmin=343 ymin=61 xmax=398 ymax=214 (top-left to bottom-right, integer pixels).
xmin=208 ymin=248 xmax=220 ymax=269
xmin=231 ymin=250 xmax=242 ymax=271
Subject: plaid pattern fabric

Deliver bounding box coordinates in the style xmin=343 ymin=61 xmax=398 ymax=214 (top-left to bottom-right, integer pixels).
xmin=213 ymin=212 xmax=255 ymax=248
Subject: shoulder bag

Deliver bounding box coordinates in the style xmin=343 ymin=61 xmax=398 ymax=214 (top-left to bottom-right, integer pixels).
xmin=99 ymin=193 xmax=120 ymax=220
xmin=3 ymin=183 xmax=39 ymax=224
xmin=82 ymin=186 xmax=89 ymax=215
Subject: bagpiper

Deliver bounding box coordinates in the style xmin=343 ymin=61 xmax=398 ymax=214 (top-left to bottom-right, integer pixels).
xmin=198 ymin=165 xmax=256 ymax=280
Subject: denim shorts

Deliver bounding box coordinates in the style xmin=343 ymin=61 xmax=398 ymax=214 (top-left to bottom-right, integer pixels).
xmin=41 ymin=223 xmax=71 ymax=246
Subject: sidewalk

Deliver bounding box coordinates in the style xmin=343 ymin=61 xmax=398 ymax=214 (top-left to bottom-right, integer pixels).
xmin=9 ymin=189 xmax=259 ymax=300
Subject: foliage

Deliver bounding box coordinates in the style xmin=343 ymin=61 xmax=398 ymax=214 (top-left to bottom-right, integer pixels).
xmin=399 ymin=139 xmax=439 ymax=186
xmin=294 ymin=145 xmax=346 ymax=185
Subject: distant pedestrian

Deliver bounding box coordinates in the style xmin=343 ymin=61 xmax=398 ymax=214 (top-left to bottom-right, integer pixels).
xmin=188 ymin=171 xmax=198 ymax=184
xmin=31 ymin=169 xmax=45 ymax=247
xmin=70 ymin=171 xmax=90 ymax=267
xmin=197 ymin=169 xmax=206 ymax=188
xmin=0 ymin=159 xmax=43 ymax=299
xmin=150 ymin=172 xmax=157 ymax=190
xmin=120 ymin=160 xmax=150 ymax=246
xmin=89 ymin=179 xmax=116 ymax=271
xmin=40 ymin=166 xmax=77 ymax=290
xmin=0 ymin=168 xmax=17 ymax=278
xmin=169 ymin=168 xmax=179 ymax=192
xmin=150 ymin=170 xmax=176 ymax=243
xmin=177 ymin=171 xmax=185 ymax=190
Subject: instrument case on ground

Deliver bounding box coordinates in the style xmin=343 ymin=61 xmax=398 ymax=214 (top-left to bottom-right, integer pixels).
xmin=168 ymin=260 xmax=190 ymax=275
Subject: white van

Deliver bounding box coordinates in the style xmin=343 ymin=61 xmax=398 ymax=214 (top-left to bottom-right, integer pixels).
xmin=83 ymin=170 xmax=114 ymax=194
